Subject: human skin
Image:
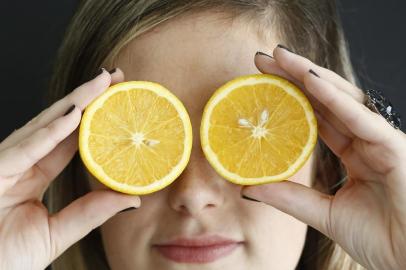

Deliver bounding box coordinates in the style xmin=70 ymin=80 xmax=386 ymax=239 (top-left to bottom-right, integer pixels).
xmin=87 ymin=12 xmax=314 ymax=270
xmin=1 ymin=7 xmax=405 ymax=270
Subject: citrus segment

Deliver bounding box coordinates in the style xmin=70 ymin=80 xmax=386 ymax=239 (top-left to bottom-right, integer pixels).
xmin=79 ymin=81 xmax=192 ymax=195
xmin=200 ymin=74 xmax=317 ymax=185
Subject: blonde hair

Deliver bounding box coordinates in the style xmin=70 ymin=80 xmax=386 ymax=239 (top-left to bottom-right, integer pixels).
xmin=45 ymin=1 xmax=364 ymax=269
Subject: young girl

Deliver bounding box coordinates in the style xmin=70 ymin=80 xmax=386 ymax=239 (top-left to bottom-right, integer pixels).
xmin=1 ymin=1 xmax=405 ymax=269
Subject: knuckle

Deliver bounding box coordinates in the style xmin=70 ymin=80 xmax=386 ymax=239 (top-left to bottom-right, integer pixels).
xmin=351 ymin=113 xmax=364 ymax=128
xmin=16 ymin=139 xmax=36 ymax=160
xmin=0 ymin=130 xmax=19 ymax=149
xmin=322 ymin=91 xmax=337 ymax=108
xmin=27 ymin=107 xmax=49 ymax=127
xmin=17 ymin=137 xmax=32 ymax=152
xmin=27 ymin=114 xmax=41 ymax=126
xmin=323 ymin=67 xmax=336 ymax=77
xmin=353 ymin=87 xmax=365 ymax=102
xmin=370 ymin=111 xmax=391 ymax=130
xmin=343 ymin=108 xmax=362 ymax=127
xmin=303 ymin=58 xmax=314 ymax=68
xmin=60 ymin=96 xmax=73 ymax=110
xmin=42 ymin=124 xmax=62 ymax=146
xmin=280 ymin=54 xmax=296 ymax=69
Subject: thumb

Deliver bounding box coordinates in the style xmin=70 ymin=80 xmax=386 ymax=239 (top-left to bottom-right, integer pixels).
xmin=241 ymin=181 xmax=333 ymax=239
xmin=48 ymin=189 xmax=140 ymax=261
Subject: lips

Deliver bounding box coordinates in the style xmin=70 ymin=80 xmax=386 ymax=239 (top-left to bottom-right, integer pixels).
xmin=153 ymin=235 xmax=243 ymax=263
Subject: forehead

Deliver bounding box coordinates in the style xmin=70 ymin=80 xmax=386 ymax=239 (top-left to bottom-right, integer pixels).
xmin=113 ymin=11 xmax=277 ymax=112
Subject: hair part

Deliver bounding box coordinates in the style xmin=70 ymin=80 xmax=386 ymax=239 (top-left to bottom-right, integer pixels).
xmin=46 ymin=1 xmax=363 ymax=269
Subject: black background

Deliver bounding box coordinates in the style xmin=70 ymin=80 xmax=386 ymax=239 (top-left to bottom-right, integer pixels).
xmin=1 ymin=0 xmax=405 ymax=141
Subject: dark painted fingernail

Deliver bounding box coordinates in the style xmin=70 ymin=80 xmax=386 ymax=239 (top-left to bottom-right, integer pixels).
xmin=255 ymin=51 xmax=274 ymax=59
xmin=241 ymin=194 xmax=262 ymax=203
xmin=63 ymin=105 xmax=76 ymax=116
xmin=109 ymin=68 xmax=117 ymax=74
xmin=309 ymin=69 xmax=320 ymax=78
xmin=118 ymin=207 xmax=137 ymax=213
xmin=277 ymin=44 xmax=294 ymax=53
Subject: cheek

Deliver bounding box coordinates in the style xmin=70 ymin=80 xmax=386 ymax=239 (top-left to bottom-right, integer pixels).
xmin=100 ymin=212 xmax=150 ymax=269
xmin=239 ymin=154 xmax=314 ymax=268
xmin=243 ymin=205 xmax=308 ymax=269
xmin=100 ymin=193 xmax=166 ymax=270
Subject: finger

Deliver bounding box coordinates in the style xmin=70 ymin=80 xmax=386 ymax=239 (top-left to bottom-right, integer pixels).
xmin=37 ymin=67 xmax=125 ymax=182
xmin=254 ymin=52 xmax=299 ymax=86
xmin=254 ymin=52 xmax=322 ymax=108
xmin=241 ymin=181 xmax=333 ymax=239
xmin=312 ymin=102 xmax=354 ymax=138
xmin=314 ymin=110 xmax=352 ymax=157
xmin=35 ymin=129 xmax=79 ymax=197
xmin=254 ymin=52 xmax=354 ymax=137
xmin=48 ymin=190 xmax=140 ymax=261
xmin=0 ymin=106 xmax=81 ymax=179
xmin=0 ymin=68 xmax=113 ymax=152
xmin=32 ymin=68 xmax=125 ymax=195
xmin=314 ymin=110 xmax=378 ymax=181
xmin=305 ymin=70 xmax=394 ymax=144
xmin=273 ymin=45 xmax=365 ymax=103
xmin=109 ymin=67 xmax=125 ymax=85
xmin=254 ymin=52 xmax=334 ymax=120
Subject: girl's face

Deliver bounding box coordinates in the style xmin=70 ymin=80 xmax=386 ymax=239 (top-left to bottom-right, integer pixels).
xmin=87 ymin=12 xmax=314 ymax=270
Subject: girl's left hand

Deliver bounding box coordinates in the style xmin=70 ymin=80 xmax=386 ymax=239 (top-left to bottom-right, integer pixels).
xmin=242 ymin=46 xmax=406 ymax=270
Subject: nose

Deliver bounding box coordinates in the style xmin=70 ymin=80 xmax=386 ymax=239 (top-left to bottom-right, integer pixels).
xmin=168 ymin=155 xmax=225 ymax=216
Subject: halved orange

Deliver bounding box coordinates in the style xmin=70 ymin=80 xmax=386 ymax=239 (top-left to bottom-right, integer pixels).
xmin=200 ymin=74 xmax=317 ymax=185
xmin=79 ymin=81 xmax=192 ymax=195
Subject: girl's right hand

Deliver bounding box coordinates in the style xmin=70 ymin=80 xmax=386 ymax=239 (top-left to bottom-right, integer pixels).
xmin=0 ymin=68 xmax=141 ymax=270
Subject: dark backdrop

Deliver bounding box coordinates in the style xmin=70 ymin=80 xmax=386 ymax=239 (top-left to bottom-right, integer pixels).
xmin=1 ymin=0 xmax=405 ymax=141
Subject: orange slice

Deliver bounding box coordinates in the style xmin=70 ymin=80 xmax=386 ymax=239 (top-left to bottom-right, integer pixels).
xmin=200 ymin=74 xmax=317 ymax=185
xmin=79 ymin=81 xmax=192 ymax=195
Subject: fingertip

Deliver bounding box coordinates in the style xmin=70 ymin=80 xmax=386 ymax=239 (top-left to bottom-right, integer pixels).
xmin=272 ymin=45 xmax=285 ymax=60
xmin=100 ymin=189 xmax=142 ymax=209
xmin=241 ymin=194 xmax=263 ymax=203
xmin=271 ymin=45 xmax=300 ymax=74
xmin=241 ymin=181 xmax=287 ymax=203
xmin=241 ymin=184 xmax=271 ymax=204
xmin=255 ymin=51 xmax=274 ymax=61
xmin=62 ymin=104 xmax=82 ymax=129
xmin=109 ymin=67 xmax=125 ymax=85
xmin=273 ymin=44 xmax=294 ymax=56
xmin=79 ymin=68 xmax=112 ymax=98
xmin=96 ymin=68 xmax=113 ymax=86
xmin=254 ymin=52 xmax=300 ymax=86
xmin=241 ymin=180 xmax=323 ymax=210
xmin=67 ymin=69 xmax=113 ymax=113
xmin=242 ymin=181 xmax=333 ymax=237
xmin=63 ymin=105 xmax=77 ymax=117
xmin=117 ymin=206 xmax=138 ymax=214
xmin=254 ymin=51 xmax=276 ymax=74
xmin=122 ymin=192 xmax=142 ymax=208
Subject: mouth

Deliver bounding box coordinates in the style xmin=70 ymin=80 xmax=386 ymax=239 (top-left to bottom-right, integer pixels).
xmin=153 ymin=235 xmax=243 ymax=263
